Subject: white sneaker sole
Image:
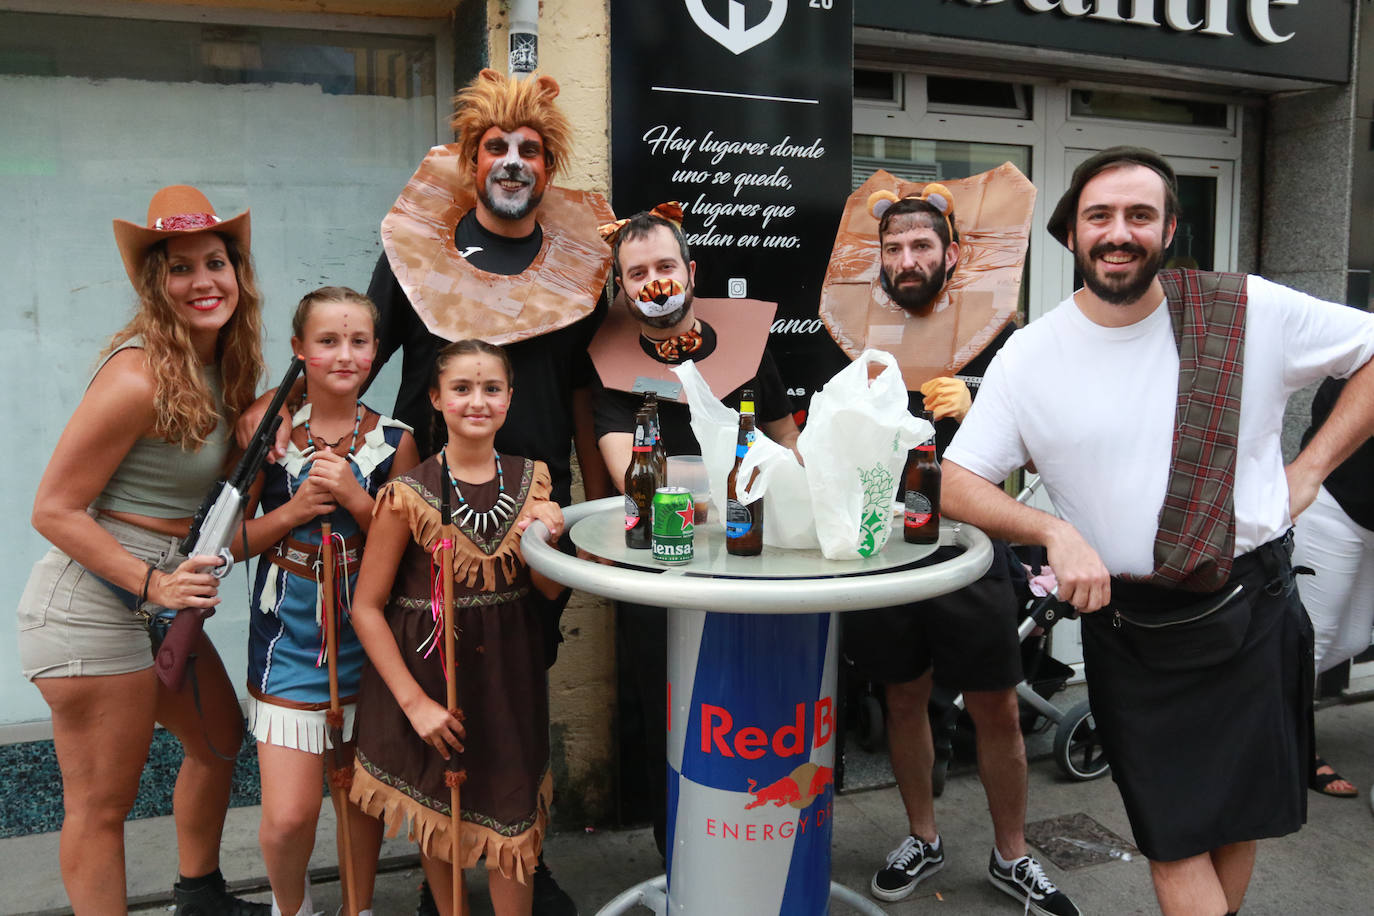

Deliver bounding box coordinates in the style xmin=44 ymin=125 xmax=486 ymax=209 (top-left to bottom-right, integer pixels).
xmin=869 ymin=859 xmax=944 ymax=902
xmin=986 ymin=870 xmax=1066 ymax=916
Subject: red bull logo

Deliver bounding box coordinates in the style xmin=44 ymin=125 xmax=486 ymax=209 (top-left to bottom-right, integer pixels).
xmin=744 ymin=762 xmax=834 ymax=810
xmin=699 ymin=698 xmax=834 ymax=759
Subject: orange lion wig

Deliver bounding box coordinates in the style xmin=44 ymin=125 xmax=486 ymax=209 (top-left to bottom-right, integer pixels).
xmin=450 ymin=68 xmax=573 ymax=186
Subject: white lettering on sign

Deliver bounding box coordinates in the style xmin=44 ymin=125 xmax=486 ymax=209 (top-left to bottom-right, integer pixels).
xmin=1249 ymin=0 xmax=1297 ymax=44
xmin=640 ymin=124 xmax=824 ymax=254
xmin=959 ymin=0 xmax=1299 ymax=44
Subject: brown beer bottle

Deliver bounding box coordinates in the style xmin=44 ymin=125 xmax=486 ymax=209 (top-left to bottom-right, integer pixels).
xmin=643 ymin=393 xmax=666 ymax=482
xmin=725 ymin=389 xmax=763 ymax=556
xmin=625 ymin=411 xmax=656 ymax=549
xmin=903 ymin=411 xmax=941 ymax=544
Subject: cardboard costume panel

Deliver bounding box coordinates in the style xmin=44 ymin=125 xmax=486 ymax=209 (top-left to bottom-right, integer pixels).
xmin=820 ymin=164 xmax=1036 ymax=391
xmin=381 ymin=143 xmax=615 ymax=347
xmin=590 ymin=297 xmax=776 ymax=402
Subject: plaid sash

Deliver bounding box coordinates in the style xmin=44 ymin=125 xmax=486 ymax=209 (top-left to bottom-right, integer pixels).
xmin=1149 ymin=269 xmax=1248 ymax=592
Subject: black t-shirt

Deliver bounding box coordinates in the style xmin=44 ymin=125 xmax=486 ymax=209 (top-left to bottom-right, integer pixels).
xmin=593 ymin=347 xmax=793 ymax=457
xmin=1303 ymin=376 xmax=1374 ymax=531
xmin=906 ymin=322 xmax=1017 ymax=458
xmin=368 ymin=209 xmax=602 ymax=506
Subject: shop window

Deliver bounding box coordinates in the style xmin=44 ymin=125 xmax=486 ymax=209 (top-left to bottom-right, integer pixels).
xmin=1069 ymin=90 xmax=1229 ymax=129
xmin=0 ymin=11 xmax=434 ymax=98
xmin=926 ymin=76 xmax=1031 ymax=119
xmin=854 ymin=67 xmax=900 ymax=104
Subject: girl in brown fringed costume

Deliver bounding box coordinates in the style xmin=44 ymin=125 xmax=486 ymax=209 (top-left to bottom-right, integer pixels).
xmin=348 ymin=339 xmax=565 ymax=916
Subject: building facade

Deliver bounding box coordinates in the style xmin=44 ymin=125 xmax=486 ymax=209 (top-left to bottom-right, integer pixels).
xmin=0 ymin=0 xmax=1365 ymax=833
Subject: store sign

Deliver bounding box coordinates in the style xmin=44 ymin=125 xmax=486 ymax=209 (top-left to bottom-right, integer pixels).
xmin=959 ymin=0 xmax=1302 ymax=44
xmin=858 ymin=0 xmax=1351 ymax=83
xmin=611 ymin=0 xmax=854 ymax=412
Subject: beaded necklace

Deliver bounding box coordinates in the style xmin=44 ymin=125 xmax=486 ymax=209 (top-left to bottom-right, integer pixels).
xmin=445 ymin=449 xmax=517 ymax=537
xmin=303 ymin=399 xmax=363 ymax=456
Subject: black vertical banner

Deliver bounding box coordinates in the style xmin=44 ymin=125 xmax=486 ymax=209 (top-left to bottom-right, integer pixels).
xmin=610 ymin=0 xmax=853 ymax=416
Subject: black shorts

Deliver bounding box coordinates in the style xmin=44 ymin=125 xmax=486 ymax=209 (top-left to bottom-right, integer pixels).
xmin=843 ymin=541 xmax=1023 ymax=692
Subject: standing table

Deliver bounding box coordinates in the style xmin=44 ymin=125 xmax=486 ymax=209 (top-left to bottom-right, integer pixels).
xmin=524 ymin=497 xmax=991 ymax=916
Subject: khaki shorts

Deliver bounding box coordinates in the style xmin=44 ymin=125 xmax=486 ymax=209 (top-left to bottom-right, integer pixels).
xmin=17 ymin=514 xmax=186 ymax=680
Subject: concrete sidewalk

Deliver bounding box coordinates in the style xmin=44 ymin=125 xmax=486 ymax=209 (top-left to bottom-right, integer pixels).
xmin=7 ymin=698 xmax=1374 ymax=915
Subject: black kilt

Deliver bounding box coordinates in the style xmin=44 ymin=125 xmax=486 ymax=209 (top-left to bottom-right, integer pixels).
xmin=1081 ymin=540 xmax=1313 ymax=862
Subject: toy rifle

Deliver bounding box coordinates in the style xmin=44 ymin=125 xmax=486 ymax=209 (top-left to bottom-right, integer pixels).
xmin=153 ymin=356 xmax=305 ymax=691
xmin=439 ymin=452 xmax=467 ymax=916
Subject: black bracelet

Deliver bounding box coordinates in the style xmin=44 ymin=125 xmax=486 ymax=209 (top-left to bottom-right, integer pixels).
xmin=139 ymin=563 xmax=157 ymax=607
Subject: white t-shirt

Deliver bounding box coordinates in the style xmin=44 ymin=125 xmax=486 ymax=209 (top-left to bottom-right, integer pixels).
xmin=945 ymin=275 xmax=1374 ymax=577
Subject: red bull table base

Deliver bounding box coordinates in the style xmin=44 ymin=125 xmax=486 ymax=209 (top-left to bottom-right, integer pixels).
xmin=528 ymin=498 xmax=990 ymax=916
xmin=667 ymin=610 xmax=837 ymax=915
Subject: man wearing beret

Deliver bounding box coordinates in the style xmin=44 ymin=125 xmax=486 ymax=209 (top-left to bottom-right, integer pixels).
xmin=943 ymin=146 xmax=1374 ymax=915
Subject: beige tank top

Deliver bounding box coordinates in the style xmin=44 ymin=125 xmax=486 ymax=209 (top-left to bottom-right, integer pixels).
xmin=89 ymin=338 xmax=230 ymax=518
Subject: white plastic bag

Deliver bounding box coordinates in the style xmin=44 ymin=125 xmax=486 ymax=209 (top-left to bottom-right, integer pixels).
xmin=672 ymin=361 xmax=819 ymax=549
xmin=672 ymin=352 xmax=931 ymax=558
xmin=798 ymin=349 xmax=930 ymax=559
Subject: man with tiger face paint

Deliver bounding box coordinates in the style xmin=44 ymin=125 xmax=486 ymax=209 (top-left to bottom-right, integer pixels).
xmin=588 ymin=206 xmax=800 ymax=857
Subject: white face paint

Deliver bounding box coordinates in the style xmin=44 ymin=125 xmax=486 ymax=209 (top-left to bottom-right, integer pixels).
xmin=475 ymin=125 xmax=548 ymax=222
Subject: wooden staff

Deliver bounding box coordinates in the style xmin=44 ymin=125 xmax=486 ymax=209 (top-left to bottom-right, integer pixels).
xmin=321 ymin=521 xmax=361 ymax=916
xmin=439 ymin=455 xmax=467 ymax=916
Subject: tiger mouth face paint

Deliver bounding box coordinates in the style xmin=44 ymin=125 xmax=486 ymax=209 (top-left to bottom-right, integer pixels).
xmin=636 ymin=278 xmax=687 ymax=317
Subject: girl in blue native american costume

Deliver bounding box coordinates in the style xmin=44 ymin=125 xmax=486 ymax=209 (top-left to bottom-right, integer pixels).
xmin=347 ymin=339 xmax=565 ymax=916
xmin=241 ymin=286 xmax=418 ymax=916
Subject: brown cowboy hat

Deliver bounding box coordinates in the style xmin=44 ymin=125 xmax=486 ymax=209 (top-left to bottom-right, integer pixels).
xmin=112 ymin=185 xmax=251 ymax=287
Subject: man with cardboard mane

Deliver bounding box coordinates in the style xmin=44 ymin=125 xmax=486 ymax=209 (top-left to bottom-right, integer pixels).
xmin=826 ymin=168 xmax=1081 ymax=916
xmin=368 ymin=68 xmax=613 ymax=503
xmin=364 ymin=67 xmax=612 ymax=916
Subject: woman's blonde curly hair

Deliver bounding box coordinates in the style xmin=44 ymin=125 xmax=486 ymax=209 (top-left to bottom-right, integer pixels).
xmin=101 ymin=232 xmax=264 ymax=451
xmin=450 ymin=68 xmax=572 ymax=186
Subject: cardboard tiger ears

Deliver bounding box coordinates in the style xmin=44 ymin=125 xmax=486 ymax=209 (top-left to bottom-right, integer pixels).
xmin=867 ymin=183 xmax=956 ymax=222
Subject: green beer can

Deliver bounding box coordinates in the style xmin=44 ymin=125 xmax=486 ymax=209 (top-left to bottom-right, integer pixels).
xmin=651 ymin=486 xmax=694 ymax=564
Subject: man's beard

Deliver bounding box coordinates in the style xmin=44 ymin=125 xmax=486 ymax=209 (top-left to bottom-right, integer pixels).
xmin=632 ymin=281 xmax=693 ymax=330
xmin=1076 ymin=241 xmax=1163 ymax=306
xmin=881 ymin=261 xmax=947 ymax=315
xmin=477 ymin=162 xmax=544 ymax=221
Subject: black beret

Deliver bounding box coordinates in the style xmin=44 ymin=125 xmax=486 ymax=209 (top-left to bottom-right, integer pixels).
xmin=1047 ymin=146 xmax=1177 ymax=248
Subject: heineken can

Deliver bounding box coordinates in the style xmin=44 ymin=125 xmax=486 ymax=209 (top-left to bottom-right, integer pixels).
xmin=652 ymin=486 xmax=695 ymax=565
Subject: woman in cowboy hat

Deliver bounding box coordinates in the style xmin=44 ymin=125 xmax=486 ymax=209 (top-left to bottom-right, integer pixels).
xmin=18 ymin=185 xmax=268 ymax=914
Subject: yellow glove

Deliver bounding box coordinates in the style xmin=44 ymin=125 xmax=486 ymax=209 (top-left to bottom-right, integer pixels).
xmin=919 ymin=376 xmax=972 ymax=423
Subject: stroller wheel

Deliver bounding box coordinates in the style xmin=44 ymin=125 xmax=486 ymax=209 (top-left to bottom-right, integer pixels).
xmin=855 ymin=693 xmax=885 ymax=752
xmin=1053 ymin=700 xmax=1110 ymax=781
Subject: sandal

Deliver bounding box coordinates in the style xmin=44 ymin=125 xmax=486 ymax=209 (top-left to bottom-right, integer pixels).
xmin=1310 ymin=755 xmax=1358 ymax=798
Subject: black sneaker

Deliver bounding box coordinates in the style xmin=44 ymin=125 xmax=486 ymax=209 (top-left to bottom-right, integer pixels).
xmin=172 ymin=871 xmax=269 ymax=915
xmin=870 ymin=834 xmax=944 ymax=902
xmin=532 ymin=858 xmax=578 ymax=916
xmin=986 ymin=850 xmax=1082 ymax=916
